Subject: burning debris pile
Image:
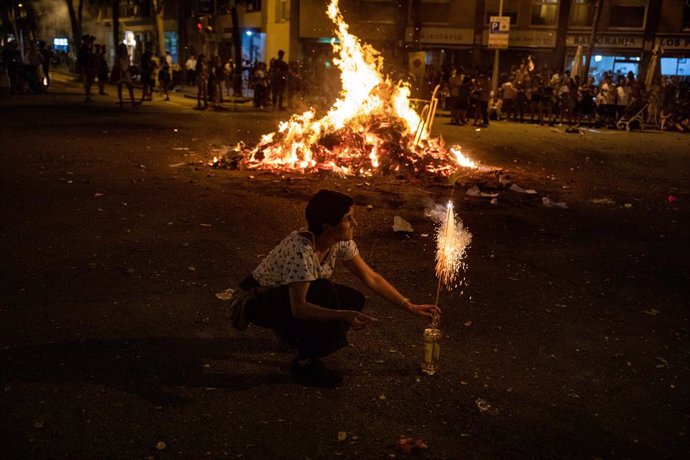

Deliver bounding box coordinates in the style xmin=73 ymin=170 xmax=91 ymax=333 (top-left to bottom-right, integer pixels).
xmin=214 ymin=0 xmax=478 ymax=178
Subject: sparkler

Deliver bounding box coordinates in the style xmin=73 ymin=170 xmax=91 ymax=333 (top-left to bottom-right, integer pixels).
xmin=422 ymin=200 xmax=471 ymax=376
xmin=434 ymin=200 xmax=472 ymax=306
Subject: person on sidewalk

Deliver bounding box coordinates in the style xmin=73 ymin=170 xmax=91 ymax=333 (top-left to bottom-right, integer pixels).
xmin=270 ymin=50 xmax=289 ymax=111
xmin=76 ymin=35 xmax=97 ymax=102
xmin=158 ymin=61 xmax=171 ymax=101
xmin=228 ymin=189 xmax=439 ymax=387
xmin=185 ymin=54 xmax=196 ymax=86
xmin=96 ymin=44 xmax=109 ymax=95
xmin=195 ymin=54 xmax=209 ymax=110
xmin=38 ymin=41 xmax=52 ymax=90
xmin=140 ymin=50 xmax=154 ymax=102
xmin=113 ymin=43 xmax=137 ymax=107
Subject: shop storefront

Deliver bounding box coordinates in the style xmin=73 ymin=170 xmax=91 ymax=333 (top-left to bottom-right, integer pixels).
xmin=404 ymin=26 xmax=474 ymax=73
xmin=566 ymin=33 xmax=644 ymax=82
xmin=656 ymin=35 xmax=690 ymax=79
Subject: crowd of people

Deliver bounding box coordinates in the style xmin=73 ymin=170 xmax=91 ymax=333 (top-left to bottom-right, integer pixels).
xmin=73 ymin=34 xmax=177 ymax=107
xmin=183 ymin=49 xmax=308 ymax=112
xmin=433 ymin=60 xmax=690 ymax=132
xmin=184 ymin=53 xmax=236 ymax=110
xmin=0 ymin=39 xmax=52 ymax=95
xmin=3 ymin=39 xmax=688 ymax=131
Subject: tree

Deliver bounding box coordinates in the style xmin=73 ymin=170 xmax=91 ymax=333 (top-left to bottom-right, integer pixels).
xmin=218 ymin=1 xmax=252 ymax=96
xmin=553 ymin=0 xmax=573 ymax=71
xmin=1 ymin=1 xmax=36 ymax=50
xmin=152 ymin=0 xmax=165 ymax=57
xmin=230 ymin=3 xmax=242 ymax=94
xmin=112 ymin=0 xmax=119 ymax=51
xmin=582 ymin=0 xmax=603 ymax=80
xmin=65 ymin=0 xmax=82 ymax=51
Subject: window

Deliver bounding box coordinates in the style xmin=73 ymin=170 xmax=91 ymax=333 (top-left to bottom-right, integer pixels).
xmin=683 ymin=1 xmax=690 ymax=29
xmin=570 ymin=0 xmax=593 ymax=26
xmin=275 ymin=0 xmax=290 ymax=22
xmin=245 ymin=0 xmax=262 ymax=12
xmin=609 ymin=0 xmax=646 ymax=28
xmin=485 ymin=0 xmax=519 ymax=25
xmin=119 ymin=0 xmax=140 ymax=18
xmin=421 ymin=0 xmax=451 ymax=25
xmin=530 ymin=0 xmax=558 ymax=26
xmin=359 ymin=0 xmax=396 ymax=24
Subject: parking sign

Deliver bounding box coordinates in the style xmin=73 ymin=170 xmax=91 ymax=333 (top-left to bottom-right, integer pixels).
xmin=488 ymin=16 xmax=510 ymax=49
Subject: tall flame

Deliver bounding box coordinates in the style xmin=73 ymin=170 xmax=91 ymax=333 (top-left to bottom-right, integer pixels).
xmin=245 ymin=0 xmax=477 ymax=176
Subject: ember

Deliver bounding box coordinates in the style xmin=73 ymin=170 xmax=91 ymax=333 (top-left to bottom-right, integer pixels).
xmin=240 ymin=0 xmax=478 ymax=177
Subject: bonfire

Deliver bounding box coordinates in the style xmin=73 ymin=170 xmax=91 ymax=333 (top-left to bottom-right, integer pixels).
xmin=233 ymin=0 xmax=478 ymax=177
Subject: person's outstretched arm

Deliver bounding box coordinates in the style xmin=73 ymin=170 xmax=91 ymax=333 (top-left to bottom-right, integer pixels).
xmin=343 ymin=255 xmax=439 ymax=318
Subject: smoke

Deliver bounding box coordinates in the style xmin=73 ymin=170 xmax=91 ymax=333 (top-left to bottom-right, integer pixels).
xmin=32 ymin=0 xmax=103 ymax=46
xmin=422 ymin=197 xmax=450 ymax=223
xmin=31 ymin=0 xmax=71 ymax=41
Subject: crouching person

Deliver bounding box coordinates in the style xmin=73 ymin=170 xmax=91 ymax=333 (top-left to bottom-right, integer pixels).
xmin=228 ymin=189 xmax=438 ymax=387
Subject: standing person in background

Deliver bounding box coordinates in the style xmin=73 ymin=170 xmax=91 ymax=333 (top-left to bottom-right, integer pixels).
xmin=185 ymin=54 xmax=197 ymax=86
xmin=26 ymin=41 xmax=45 ymax=94
xmin=224 ymin=58 xmax=234 ymax=97
xmin=140 ymin=51 xmax=153 ymax=102
xmin=577 ymin=76 xmax=595 ymax=127
xmin=286 ymin=61 xmax=304 ymax=110
xmin=96 ymin=45 xmax=109 ymax=95
xmin=2 ymin=41 xmax=21 ymax=94
xmin=616 ymin=75 xmax=630 ymax=122
xmin=113 ymin=43 xmax=137 ymax=107
xmin=76 ymin=35 xmax=97 ymax=102
xmin=456 ymin=75 xmax=472 ymax=125
xmin=528 ymin=76 xmax=541 ymax=123
xmin=627 ymin=71 xmax=642 ymax=105
xmin=158 ymin=60 xmax=171 ymax=101
xmin=478 ymin=71 xmax=491 ymax=127
xmin=487 ymin=91 xmax=503 ymax=121
xmin=270 ymin=50 xmax=289 ymax=111
xmin=208 ymin=55 xmax=223 ymax=109
xmin=501 ymin=76 xmax=516 ymax=121
xmin=253 ymin=61 xmax=269 ymax=109
xmin=38 ymin=41 xmax=52 ymax=90
xmin=513 ymin=74 xmax=527 ymax=123
xmin=447 ymin=68 xmax=462 ymax=125
xmin=195 ymin=54 xmax=209 ymax=110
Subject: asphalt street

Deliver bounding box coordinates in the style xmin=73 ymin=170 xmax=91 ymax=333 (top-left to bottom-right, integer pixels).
xmin=1 ymin=74 xmax=689 ymax=459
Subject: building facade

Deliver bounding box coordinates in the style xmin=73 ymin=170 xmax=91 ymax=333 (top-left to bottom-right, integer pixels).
xmin=36 ymin=1 xmax=688 ymax=81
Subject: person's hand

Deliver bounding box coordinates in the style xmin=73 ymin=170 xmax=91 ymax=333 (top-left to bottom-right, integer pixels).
xmin=343 ymin=311 xmax=379 ymax=330
xmin=404 ymin=302 xmax=441 ymax=319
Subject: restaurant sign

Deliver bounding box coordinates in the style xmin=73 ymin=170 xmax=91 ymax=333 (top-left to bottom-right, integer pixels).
xmin=566 ymin=34 xmax=643 ymax=49
xmin=482 ymin=30 xmax=555 ymax=48
xmin=655 ymin=36 xmax=690 ymax=50
xmin=404 ymin=27 xmax=474 ymax=45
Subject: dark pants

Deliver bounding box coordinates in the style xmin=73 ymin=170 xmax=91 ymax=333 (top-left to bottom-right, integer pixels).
xmin=245 ymin=278 xmax=365 ymax=360
xmin=479 ymin=100 xmax=489 ymax=125
xmin=272 ymin=83 xmax=285 ymax=109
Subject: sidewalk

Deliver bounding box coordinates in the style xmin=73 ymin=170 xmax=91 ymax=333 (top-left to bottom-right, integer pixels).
xmin=51 ymin=67 xmax=256 ymax=110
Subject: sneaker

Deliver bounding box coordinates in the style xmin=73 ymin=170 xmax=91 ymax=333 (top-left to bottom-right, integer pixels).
xmin=227 ymin=289 xmax=252 ymax=331
xmin=290 ymin=359 xmax=343 ymax=388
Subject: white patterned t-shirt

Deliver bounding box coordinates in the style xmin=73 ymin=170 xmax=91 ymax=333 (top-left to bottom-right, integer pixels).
xmin=252 ymin=230 xmax=359 ymax=287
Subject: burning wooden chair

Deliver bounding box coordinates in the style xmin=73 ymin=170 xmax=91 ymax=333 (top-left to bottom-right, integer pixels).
xmin=411 ymin=84 xmax=441 ymax=147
